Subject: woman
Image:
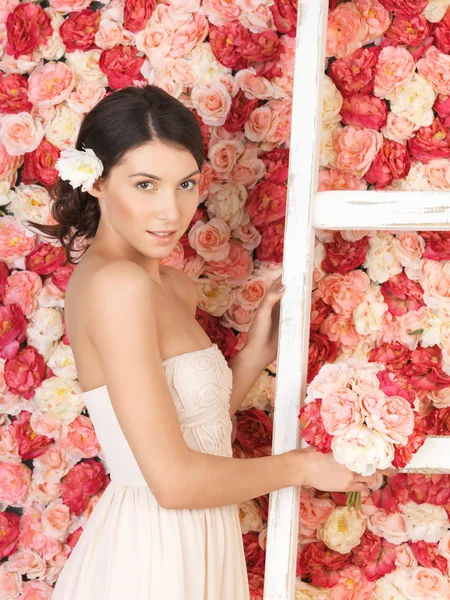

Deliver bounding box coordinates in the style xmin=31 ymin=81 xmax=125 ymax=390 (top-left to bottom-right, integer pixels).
xmin=27 ymin=85 xmax=378 ymax=599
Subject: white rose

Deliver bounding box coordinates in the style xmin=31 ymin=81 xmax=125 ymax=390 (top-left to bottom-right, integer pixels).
xmin=206 ymin=182 xmax=247 ymax=222
xmin=322 ymin=75 xmax=342 ymax=126
xmin=363 ymin=231 xmax=403 ymax=284
xmin=0 ymin=50 xmax=43 ymax=75
xmin=40 ymin=8 xmax=66 ymax=61
xmin=354 ymin=283 xmax=388 ymax=336
xmin=400 ymin=501 xmax=450 ymax=542
xmin=375 ymin=570 xmax=410 ymax=600
xmin=65 ymin=50 xmax=108 ymax=85
xmin=240 ymin=370 xmax=273 ymax=411
xmin=187 ymin=43 xmax=231 ymax=87
xmin=6 ymin=183 xmax=54 ymax=225
xmin=331 ymin=426 xmax=394 ymax=476
xmin=317 ymin=506 xmax=366 ymax=554
xmin=32 ymin=376 xmax=84 ymax=427
xmin=55 ymin=147 xmax=104 ymax=192
xmin=320 ymin=123 xmax=340 ymax=168
xmin=47 ymin=343 xmax=77 ymax=380
xmin=423 ymin=0 xmax=450 ymax=22
xmin=45 ymin=103 xmax=83 ymax=150
xmin=387 ymin=161 xmax=432 ymax=192
xmin=306 ymin=362 xmax=351 ymax=401
xmin=26 ymin=307 xmax=64 ymax=362
xmin=388 ymin=74 xmax=436 ymax=127
xmin=238 ymin=500 xmax=263 ymax=534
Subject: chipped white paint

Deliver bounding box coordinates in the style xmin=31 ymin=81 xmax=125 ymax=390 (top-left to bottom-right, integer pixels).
xmin=314 ymin=191 xmax=450 ymax=231
xmin=263 ymin=2 xmax=328 ymax=599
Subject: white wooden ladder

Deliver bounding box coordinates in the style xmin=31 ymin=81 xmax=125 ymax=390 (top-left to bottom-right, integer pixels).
xmin=263 ymin=2 xmax=450 ymax=599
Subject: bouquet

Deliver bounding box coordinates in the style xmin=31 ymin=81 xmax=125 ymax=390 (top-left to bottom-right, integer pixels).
xmin=299 ymin=359 xmax=426 ymax=508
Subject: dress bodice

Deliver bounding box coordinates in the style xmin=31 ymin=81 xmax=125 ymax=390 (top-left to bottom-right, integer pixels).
xmin=81 ymin=344 xmax=233 ymax=487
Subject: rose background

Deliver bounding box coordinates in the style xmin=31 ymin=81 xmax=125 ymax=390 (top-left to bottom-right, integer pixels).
xmin=2 ymin=0 xmax=450 ymax=599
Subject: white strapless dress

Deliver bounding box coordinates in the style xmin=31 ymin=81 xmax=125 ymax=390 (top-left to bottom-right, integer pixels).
xmin=52 ymin=343 xmax=250 ymax=599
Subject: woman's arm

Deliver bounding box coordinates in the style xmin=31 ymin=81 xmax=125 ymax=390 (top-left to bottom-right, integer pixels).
xmin=86 ymin=261 xmax=375 ymax=511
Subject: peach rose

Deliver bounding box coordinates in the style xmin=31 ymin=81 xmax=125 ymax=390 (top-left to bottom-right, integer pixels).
xmin=95 ymin=18 xmax=135 ymax=50
xmin=320 ymin=313 xmax=361 ymax=348
xmin=395 ymin=543 xmax=418 ymax=569
xmin=2 ymin=271 xmax=42 ymax=318
xmin=0 ymin=462 xmax=31 ymax=505
xmin=41 ymin=500 xmax=71 ymax=540
xmin=0 ymin=564 xmax=21 ymax=599
xmin=244 ymin=105 xmax=272 ymax=142
xmin=20 ymin=580 xmax=54 ymax=599
xmin=198 ymin=0 xmax=241 ymax=26
xmin=375 ymin=46 xmax=416 ymax=99
xmin=49 ymin=0 xmax=91 ymax=12
xmin=0 ymin=144 xmax=23 ymax=180
xmin=333 ymin=126 xmax=383 ymax=177
xmin=299 ymin=491 xmax=336 ymax=537
xmin=361 ymin=392 xmax=414 ymax=444
xmin=306 ymin=362 xmax=351 ymax=400
xmin=318 ymin=270 xmax=371 ymax=315
xmin=421 ymin=259 xmax=450 ymax=309
xmin=353 ymin=0 xmax=391 ymax=44
xmin=330 ymin=566 xmax=375 ymax=600
xmin=221 ymin=302 xmax=255 ymax=332
xmin=67 ymin=81 xmax=107 ymax=114
xmin=208 ymin=139 xmax=245 ymax=176
xmin=0 ymin=216 xmax=36 ymax=264
xmin=438 ymin=530 xmax=450 ymax=560
xmin=392 ymin=232 xmax=425 ymax=272
xmin=322 ymin=75 xmax=343 ymax=126
xmin=382 ymin=112 xmax=419 ymax=144
xmin=235 ymin=68 xmax=274 ymax=100
xmin=368 ymin=509 xmax=412 ymax=544
xmin=191 ymin=81 xmax=232 ymax=126
xmin=0 ymin=113 xmax=44 ymax=157
xmin=27 ymin=62 xmax=75 ymax=107
xmin=424 ymin=158 xmax=450 ymax=189
xmin=321 ymin=389 xmax=364 ymax=435
xmin=318 ymin=168 xmax=367 ymax=191
xmin=418 ymin=46 xmax=450 ymax=96
xmin=188 ymin=218 xmax=231 ymax=262
xmin=326 ymin=3 xmax=369 ymax=59
xmin=135 ymin=24 xmax=171 ymax=61
xmin=234 ymin=276 xmax=269 ymax=311
xmin=404 ymin=567 xmax=449 ymax=600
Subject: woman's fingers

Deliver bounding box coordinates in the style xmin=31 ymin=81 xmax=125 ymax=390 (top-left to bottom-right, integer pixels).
xmin=347 ymin=482 xmax=369 ymax=492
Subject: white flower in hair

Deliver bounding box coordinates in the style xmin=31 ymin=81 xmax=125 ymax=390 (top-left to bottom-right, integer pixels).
xmin=55 ymin=146 xmax=104 ymax=192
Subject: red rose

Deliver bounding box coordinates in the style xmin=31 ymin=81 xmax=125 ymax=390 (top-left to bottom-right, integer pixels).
xmin=51 ymin=264 xmax=76 ymax=293
xmin=299 ymin=399 xmax=333 ymax=453
xmin=379 ymin=0 xmax=427 ymax=17
xmin=0 ymin=74 xmax=31 ymax=114
xmin=328 ymin=46 xmax=380 ymax=97
xmin=6 ymin=4 xmax=52 ymax=59
xmin=25 ymin=242 xmax=66 ymax=275
xmin=366 ymin=139 xmax=411 ymax=189
xmin=195 ymin=308 xmax=238 ymax=360
xmin=0 ymin=511 xmax=20 ymax=560
xmin=434 ymin=94 xmax=450 ymax=128
xmin=4 ymin=346 xmax=46 ymax=400
xmin=0 ymin=304 xmax=27 ymax=360
xmin=321 ymin=232 xmax=367 ymax=274
xmin=377 ymin=369 xmax=416 ymax=403
xmin=435 ymin=9 xmax=450 ymax=53
xmin=427 ymin=406 xmax=450 ymax=435
xmin=255 ymin=220 xmax=285 ymax=263
xmin=408 ymin=118 xmax=450 ymax=164
xmin=209 ymin=23 xmax=250 ymax=70
xmin=310 ymin=297 xmax=333 ymax=331
xmin=67 ymin=526 xmax=83 ymax=552
xmin=21 ymin=138 xmax=60 ymax=187
xmin=223 ymin=90 xmax=259 ymax=133
xmin=298 ymin=541 xmax=352 ymax=587
xmin=260 ymin=148 xmax=289 ymax=184
xmin=234 ymin=408 xmax=273 ymax=454
xmin=369 ymin=342 xmax=412 ymax=371
xmin=410 ymin=541 xmax=448 ymax=575
xmin=385 ymin=15 xmax=433 ymax=48
xmin=422 ymin=231 xmax=450 ymax=260
xmin=340 ymin=94 xmax=388 ymax=131
xmin=308 ymin=331 xmax=337 ymax=383
xmin=372 ymin=474 xmax=411 ymax=512
xmin=380 ymin=272 xmax=424 ymax=316
xmin=409 ymin=474 xmax=450 ymax=505
xmin=243 ymin=532 xmax=265 ymax=570
xmin=0 ymin=262 xmax=9 ymax=297
xmin=352 ymin=531 xmax=396 ymax=582
xmin=247 ymin=181 xmax=287 ymax=229
xmin=401 ymin=346 xmax=450 ymax=391
xmin=270 ymin=0 xmax=297 ymax=37
xmin=9 ymin=410 xmax=52 ymax=460
xmin=124 ymin=0 xmax=156 ymax=33
xmin=60 ymin=9 xmax=100 ymax=53
xmin=241 ymin=30 xmax=281 ymax=66
xmin=392 ymin=413 xmax=427 ymax=468
xmin=99 ymin=46 xmax=146 ymax=90
xmin=60 ymin=459 xmax=109 ymax=516
xmin=247 ymin=565 xmax=265 ymax=600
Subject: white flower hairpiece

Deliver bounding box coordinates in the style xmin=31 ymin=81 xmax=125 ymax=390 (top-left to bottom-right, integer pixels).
xmin=55 ymin=146 xmax=104 ymax=193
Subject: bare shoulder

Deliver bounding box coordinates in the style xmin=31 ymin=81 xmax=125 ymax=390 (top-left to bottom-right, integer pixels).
xmin=164 ymin=266 xmax=198 ymax=314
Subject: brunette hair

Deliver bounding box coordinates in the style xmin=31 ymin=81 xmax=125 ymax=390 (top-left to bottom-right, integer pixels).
xmin=24 ymin=85 xmax=205 ymax=264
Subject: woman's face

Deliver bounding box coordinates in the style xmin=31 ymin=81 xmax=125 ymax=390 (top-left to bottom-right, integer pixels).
xmin=93 ymin=140 xmax=201 ymax=259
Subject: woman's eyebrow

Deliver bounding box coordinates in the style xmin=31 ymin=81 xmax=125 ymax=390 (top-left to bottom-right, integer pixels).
xmin=128 ymin=170 xmax=200 ymax=180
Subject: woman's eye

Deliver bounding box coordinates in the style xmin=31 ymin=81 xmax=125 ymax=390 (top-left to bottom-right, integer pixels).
xmin=180 ymin=180 xmax=197 ymax=191
xmin=137 ymin=181 xmax=154 ymax=191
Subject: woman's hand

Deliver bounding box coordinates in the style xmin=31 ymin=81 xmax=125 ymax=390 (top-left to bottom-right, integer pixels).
xmin=295 ymin=446 xmax=387 ymax=492
xmin=245 ymin=275 xmax=285 ymax=370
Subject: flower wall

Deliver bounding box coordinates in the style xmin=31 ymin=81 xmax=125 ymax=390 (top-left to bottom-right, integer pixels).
xmin=296 ymin=1 xmax=450 ymax=599
xmin=0 ymin=0 xmax=295 ymax=598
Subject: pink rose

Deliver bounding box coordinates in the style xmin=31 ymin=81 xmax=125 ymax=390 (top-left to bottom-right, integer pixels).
xmin=379 ymin=0 xmax=427 ymax=17
xmin=191 ymin=81 xmax=232 ymax=127
xmin=0 ymin=304 xmax=26 ymax=360
xmin=326 ymin=3 xmax=369 ymax=59
xmin=0 ymin=112 xmax=44 ymax=156
xmin=333 ymin=125 xmax=383 ymax=177
xmin=48 ymin=0 xmax=91 ymax=11
xmin=299 ymin=399 xmax=333 ymax=453
xmin=380 ymin=272 xmax=424 ymax=316
xmin=4 ymin=347 xmax=46 ymax=399
xmin=404 ymin=567 xmax=449 ymax=600
xmin=320 ymin=389 xmax=363 ymax=435
xmin=299 ymin=491 xmax=335 ymax=537
xmin=318 ymin=169 xmax=367 ymax=191
xmin=353 ymin=0 xmax=391 ymax=45
xmin=418 ymin=46 xmax=450 ymax=96
xmin=320 ymin=313 xmax=361 ymax=348
xmin=188 ymin=218 xmax=231 ymax=262
xmin=0 ymin=462 xmax=31 ymax=505
xmin=374 ymin=46 xmax=416 ymax=99
xmin=340 ymin=94 xmax=388 ymax=131
xmin=318 ymin=270 xmax=370 ymax=315
xmin=369 ymin=510 xmax=412 ymax=544
xmin=204 ymin=239 xmax=253 ymax=284
xmin=328 ymin=46 xmax=380 ymax=97
xmin=235 ymin=277 xmax=269 ymax=311
xmin=247 ymin=181 xmax=287 ymax=229
xmin=361 ymin=392 xmax=414 ymax=444
xmin=221 ymin=302 xmax=254 ymax=332
xmin=395 ymin=543 xmax=418 ymax=569
xmin=0 ymin=511 xmax=20 ymax=559
xmin=27 ymin=62 xmax=75 ymax=107
xmin=352 ymin=530 xmax=396 ymax=581
xmin=2 ymin=270 xmax=42 ymax=318
xmin=0 ymin=143 xmax=22 ymax=180
xmin=385 ymin=14 xmax=433 ymax=49
xmin=60 ymin=459 xmax=108 ymax=516
xmin=408 ymin=118 xmax=450 ymax=164
xmin=329 ymin=566 xmax=375 ymax=600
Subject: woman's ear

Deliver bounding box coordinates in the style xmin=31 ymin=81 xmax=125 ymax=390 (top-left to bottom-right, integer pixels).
xmin=87 ymin=177 xmax=105 ymax=199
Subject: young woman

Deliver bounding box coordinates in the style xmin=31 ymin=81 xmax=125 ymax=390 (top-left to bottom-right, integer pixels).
xmin=27 ymin=85 xmax=380 ymax=600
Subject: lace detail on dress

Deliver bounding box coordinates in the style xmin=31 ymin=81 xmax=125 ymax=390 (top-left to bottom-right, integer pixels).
xmin=163 ymin=344 xmax=233 ymax=457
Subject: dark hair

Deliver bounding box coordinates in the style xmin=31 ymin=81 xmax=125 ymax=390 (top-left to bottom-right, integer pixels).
xmin=24 ymin=85 xmax=205 ymax=264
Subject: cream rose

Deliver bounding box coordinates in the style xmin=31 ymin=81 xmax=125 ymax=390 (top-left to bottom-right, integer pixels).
xmin=388 ymin=74 xmax=436 ymax=128
xmin=399 ymin=501 xmax=449 ymax=543
xmin=331 ymin=426 xmax=394 ymax=476
xmin=317 ymin=506 xmax=366 ymax=554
